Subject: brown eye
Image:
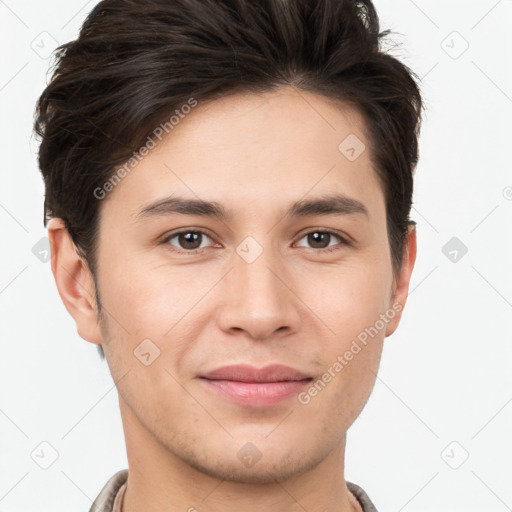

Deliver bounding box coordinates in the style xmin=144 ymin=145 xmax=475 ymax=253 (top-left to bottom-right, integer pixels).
xmin=295 ymin=230 xmax=346 ymax=252
xmin=164 ymin=230 xmax=213 ymax=252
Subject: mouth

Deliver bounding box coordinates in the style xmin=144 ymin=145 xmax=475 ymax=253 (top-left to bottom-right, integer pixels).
xmin=198 ymin=364 xmax=313 ymax=406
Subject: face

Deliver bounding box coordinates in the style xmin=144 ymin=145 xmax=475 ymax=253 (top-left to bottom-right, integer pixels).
xmin=52 ymin=85 xmax=415 ymax=484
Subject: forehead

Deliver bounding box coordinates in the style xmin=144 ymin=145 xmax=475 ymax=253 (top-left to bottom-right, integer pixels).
xmin=99 ymin=86 xmax=385 ymax=226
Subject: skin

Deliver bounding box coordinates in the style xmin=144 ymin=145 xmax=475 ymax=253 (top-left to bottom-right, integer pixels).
xmin=48 ymin=85 xmax=416 ymax=512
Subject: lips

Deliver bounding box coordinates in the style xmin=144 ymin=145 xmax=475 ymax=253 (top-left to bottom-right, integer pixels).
xmin=199 ymin=364 xmax=312 ymax=383
xmin=198 ymin=364 xmax=313 ymax=406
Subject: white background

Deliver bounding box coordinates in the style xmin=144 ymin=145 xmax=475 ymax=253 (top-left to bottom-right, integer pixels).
xmin=1 ymin=0 xmax=511 ymax=510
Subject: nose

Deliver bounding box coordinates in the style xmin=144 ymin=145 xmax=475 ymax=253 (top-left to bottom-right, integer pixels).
xmin=216 ymin=242 xmax=302 ymax=340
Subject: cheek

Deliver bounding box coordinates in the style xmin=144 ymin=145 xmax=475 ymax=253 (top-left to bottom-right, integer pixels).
xmin=298 ymin=258 xmax=392 ymax=339
xmin=300 ymin=267 xmax=387 ymax=421
xmin=98 ymin=256 xmax=202 ymax=336
xmin=96 ymin=256 xmax=220 ymax=379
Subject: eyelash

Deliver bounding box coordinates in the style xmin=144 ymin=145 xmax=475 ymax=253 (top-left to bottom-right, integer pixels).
xmin=161 ymin=228 xmax=350 ymax=255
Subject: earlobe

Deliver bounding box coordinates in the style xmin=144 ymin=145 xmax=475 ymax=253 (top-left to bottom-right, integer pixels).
xmin=47 ymin=218 xmax=102 ymax=345
xmin=385 ymin=224 xmax=417 ymax=337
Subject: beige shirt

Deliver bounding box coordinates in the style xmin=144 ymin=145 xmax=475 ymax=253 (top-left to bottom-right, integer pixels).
xmin=89 ymin=469 xmax=127 ymax=512
xmin=90 ymin=469 xmax=379 ymax=512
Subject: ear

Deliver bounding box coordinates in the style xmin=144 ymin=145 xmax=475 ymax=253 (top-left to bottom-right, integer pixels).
xmin=385 ymin=223 xmax=417 ymax=337
xmin=47 ymin=218 xmax=102 ymax=345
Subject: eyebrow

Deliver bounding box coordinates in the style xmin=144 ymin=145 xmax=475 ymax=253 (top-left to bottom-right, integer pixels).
xmin=135 ymin=193 xmax=369 ymax=221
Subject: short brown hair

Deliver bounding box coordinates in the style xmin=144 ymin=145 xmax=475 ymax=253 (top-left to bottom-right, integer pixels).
xmin=34 ymin=0 xmax=423 ymax=358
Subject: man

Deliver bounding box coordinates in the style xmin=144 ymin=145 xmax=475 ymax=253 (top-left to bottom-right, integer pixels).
xmin=34 ymin=0 xmax=422 ymax=510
